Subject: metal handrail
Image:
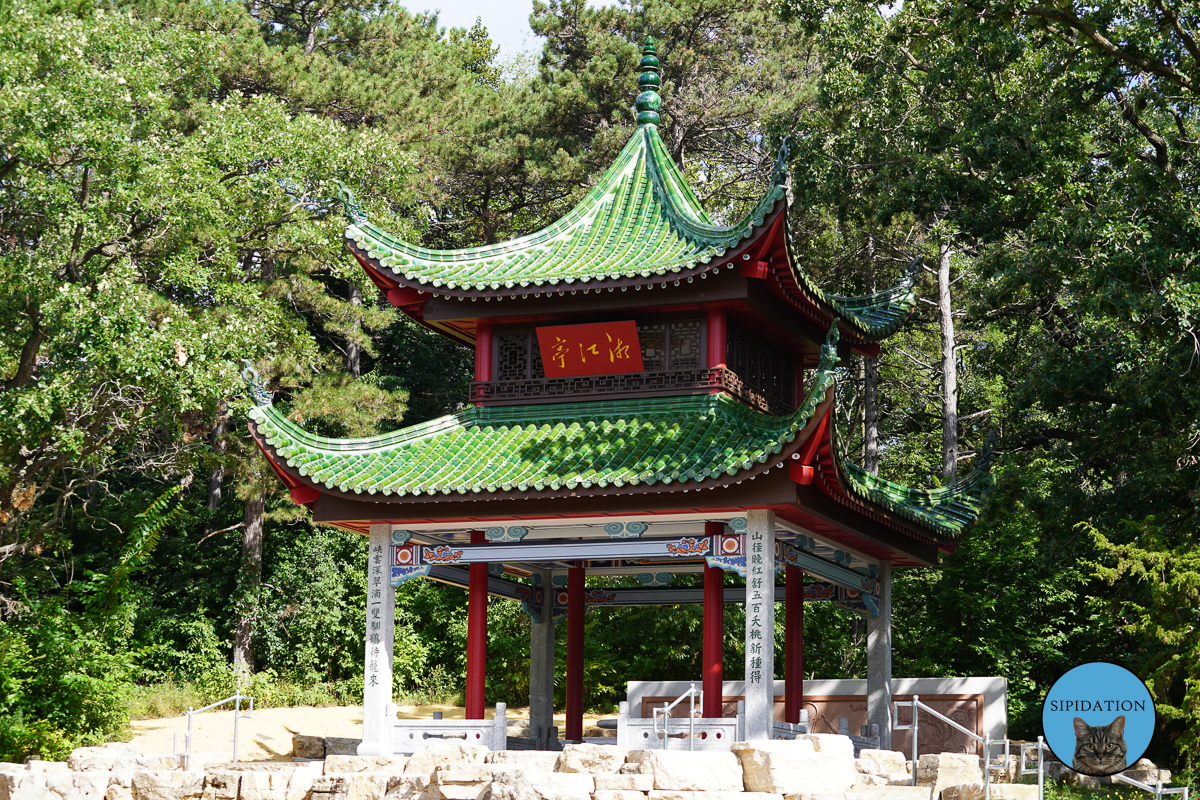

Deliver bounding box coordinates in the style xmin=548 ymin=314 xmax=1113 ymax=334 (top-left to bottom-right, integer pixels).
xmin=893 ymin=695 xmax=1048 ymax=800
xmin=652 ymin=683 xmax=701 ymax=751
xmin=173 ymin=691 xmax=254 ymax=770
xmin=1113 ymin=774 xmax=1190 ymax=800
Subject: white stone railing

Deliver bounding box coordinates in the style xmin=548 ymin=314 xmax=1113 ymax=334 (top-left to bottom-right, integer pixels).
xmin=616 ymin=700 xmax=745 ymax=751
xmin=393 ymin=703 xmax=507 ymax=754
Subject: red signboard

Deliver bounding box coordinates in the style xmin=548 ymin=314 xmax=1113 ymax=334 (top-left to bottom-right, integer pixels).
xmin=535 ymin=321 xmax=645 ymax=377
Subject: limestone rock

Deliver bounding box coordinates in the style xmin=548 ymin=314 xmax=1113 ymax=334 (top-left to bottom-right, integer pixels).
xmin=326 ymin=758 xmax=407 ymax=775
xmin=849 ymin=786 xmax=934 ymax=800
xmin=858 ymin=751 xmax=909 ymax=778
xmin=853 ymin=776 xmax=890 ymax=788
xmin=199 ymin=772 xmax=240 ymax=800
xmin=131 ymin=771 xmax=204 ymax=800
xmin=293 ymin=738 xmax=326 ymax=761
xmin=798 ymin=736 xmax=855 ymax=759
xmin=106 ymin=784 xmax=133 ymax=800
xmin=70 ymin=749 xmax=136 ymax=773
xmin=26 ymin=765 xmax=69 ymax=774
xmin=915 ymin=754 xmax=983 ymax=798
xmin=592 ymin=792 xmax=647 ymax=800
xmin=403 ymin=746 xmax=487 ymax=778
xmin=554 ymin=745 xmax=627 ymax=775
xmin=485 ymin=754 xmax=559 ymax=771
xmin=1124 ymin=759 xmax=1171 ymax=786
xmin=310 ymin=774 xmax=389 ymax=800
xmin=732 ymin=740 xmax=855 ymax=795
xmin=489 ymin=770 xmax=593 ymax=800
xmin=941 ymin=784 xmax=1038 ymax=800
xmin=593 ymin=775 xmax=653 ymax=792
xmin=617 ymin=765 xmax=649 ymax=776
xmin=0 ymin=764 xmax=26 ymax=773
xmin=1 ymin=772 xmax=109 ymax=800
xmin=648 ymin=792 xmax=782 ymax=800
xmin=240 ymin=769 xmax=318 ymax=800
xmin=384 ymin=777 xmax=433 ymax=800
xmin=325 ymin=741 xmax=362 ymax=758
xmin=625 ymin=752 xmax=741 ymax=793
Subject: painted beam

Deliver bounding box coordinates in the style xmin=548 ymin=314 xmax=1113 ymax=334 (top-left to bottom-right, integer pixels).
xmin=395 ymin=534 xmax=716 ymax=567
xmin=779 ymin=541 xmax=878 ymax=597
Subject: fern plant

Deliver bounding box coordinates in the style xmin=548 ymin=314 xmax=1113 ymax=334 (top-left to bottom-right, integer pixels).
xmin=81 ymin=486 xmax=183 ymax=616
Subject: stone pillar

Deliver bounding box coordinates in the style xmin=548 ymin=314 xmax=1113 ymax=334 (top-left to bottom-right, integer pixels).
xmin=744 ymin=509 xmax=776 ymax=740
xmin=867 ymin=559 xmax=893 ymax=748
xmin=529 ymin=569 xmax=556 ymax=748
xmin=358 ymin=524 xmax=395 ymax=755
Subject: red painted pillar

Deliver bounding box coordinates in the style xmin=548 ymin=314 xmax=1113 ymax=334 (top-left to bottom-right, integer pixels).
xmin=474 ymin=320 xmax=493 ymax=405
xmin=703 ymin=522 xmax=724 ymax=718
xmin=707 ymin=307 xmax=727 ymax=369
xmin=566 ymin=565 xmax=585 ymax=741
xmin=466 ymin=530 xmax=488 ymax=719
xmin=784 ymin=564 xmax=804 ymax=724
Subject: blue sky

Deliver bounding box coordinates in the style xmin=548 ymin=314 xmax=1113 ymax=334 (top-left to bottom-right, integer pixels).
xmin=404 ymin=0 xmax=545 ymax=60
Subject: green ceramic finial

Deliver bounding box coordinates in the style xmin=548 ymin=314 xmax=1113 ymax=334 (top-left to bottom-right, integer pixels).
xmin=635 ymin=36 xmax=662 ymax=126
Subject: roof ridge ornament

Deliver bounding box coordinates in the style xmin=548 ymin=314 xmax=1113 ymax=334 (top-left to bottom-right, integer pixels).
xmin=336 ymin=180 xmax=368 ymax=225
xmin=772 ymin=136 xmax=792 ymax=186
xmin=818 ymin=321 xmax=840 ymax=374
xmin=977 ymin=430 xmax=997 ymax=473
xmin=241 ymin=359 xmax=273 ymax=407
xmin=635 ymin=36 xmax=662 ymax=126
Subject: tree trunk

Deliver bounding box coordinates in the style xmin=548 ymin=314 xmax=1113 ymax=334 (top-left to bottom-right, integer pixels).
xmin=345 ymin=284 xmax=362 ymax=378
xmin=206 ymin=404 xmax=228 ymax=511
xmin=862 ymin=235 xmax=880 ymax=474
xmin=937 ymin=241 xmax=958 ymax=482
xmin=232 ymin=493 xmax=264 ymax=674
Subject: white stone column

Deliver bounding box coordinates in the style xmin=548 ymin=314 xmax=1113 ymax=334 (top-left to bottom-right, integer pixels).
xmin=867 ymin=559 xmax=892 ymax=748
xmin=528 ymin=569 xmax=556 ymax=749
xmin=744 ymin=509 xmax=776 ymax=740
xmin=358 ymin=524 xmax=395 ymax=755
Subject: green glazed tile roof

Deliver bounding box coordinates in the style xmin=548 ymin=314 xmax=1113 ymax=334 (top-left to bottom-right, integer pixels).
xmin=839 ymin=456 xmax=994 ymax=541
xmin=344 ymin=125 xmax=783 ymax=291
xmin=250 ymin=382 xmax=833 ymax=498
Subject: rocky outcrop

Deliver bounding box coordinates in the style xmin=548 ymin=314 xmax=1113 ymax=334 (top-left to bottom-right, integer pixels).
xmin=625 ymin=752 xmax=742 ymax=793
xmin=732 ymin=740 xmax=856 ymax=795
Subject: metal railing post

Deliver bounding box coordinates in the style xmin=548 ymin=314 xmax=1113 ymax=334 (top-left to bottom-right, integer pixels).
xmin=911 ymin=695 xmax=919 ymax=786
xmin=1037 ymin=736 xmax=1044 ymax=800
xmin=233 ymin=692 xmax=241 ymax=764
xmin=984 ymin=734 xmax=991 ymax=800
xmin=185 ymin=706 xmax=194 ymax=771
xmin=688 ymin=683 xmax=696 ymax=752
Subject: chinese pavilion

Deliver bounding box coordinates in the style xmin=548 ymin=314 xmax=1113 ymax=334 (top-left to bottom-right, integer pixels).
xmin=246 ymin=39 xmax=993 ymax=754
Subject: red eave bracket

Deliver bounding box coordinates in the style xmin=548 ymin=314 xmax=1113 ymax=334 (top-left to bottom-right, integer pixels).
xmin=789 ymin=463 xmax=814 ymax=485
xmin=387 ymin=286 xmax=428 ymax=311
xmin=740 ymin=260 xmax=770 ymax=279
xmin=789 ymin=408 xmax=829 ymax=486
xmin=290 ymin=486 xmax=320 ymax=505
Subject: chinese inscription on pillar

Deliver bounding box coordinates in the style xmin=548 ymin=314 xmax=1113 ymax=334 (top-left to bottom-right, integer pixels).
xmin=747 ymin=527 xmax=767 ymax=686
xmin=367 ymin=542 xmax=385 ymax=687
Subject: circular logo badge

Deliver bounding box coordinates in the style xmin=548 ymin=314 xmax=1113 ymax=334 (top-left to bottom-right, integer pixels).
xmin=1042 ymin=662 xmax=1155 ymax=776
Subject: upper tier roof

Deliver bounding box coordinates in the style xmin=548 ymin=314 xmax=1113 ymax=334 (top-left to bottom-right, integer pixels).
xmin=344 ymin=125 xmax=783 ymax=293
xmin=339 ymin=39 xmax=919 ymax=344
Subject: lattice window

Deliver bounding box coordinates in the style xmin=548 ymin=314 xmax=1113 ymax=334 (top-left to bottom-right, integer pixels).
xmin=669 ymin=321 xmax=702 ymax=370
xmin=640 ymin=324 xmax=667 ymax=371
xmin=726 ymin=322 xmax=794 ymax=415
xmin=497 ymin=334 xmax=531 ymax=382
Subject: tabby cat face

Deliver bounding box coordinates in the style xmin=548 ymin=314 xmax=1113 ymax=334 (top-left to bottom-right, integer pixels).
xmin=1071 ymin=715 xmax=1128 ymax=776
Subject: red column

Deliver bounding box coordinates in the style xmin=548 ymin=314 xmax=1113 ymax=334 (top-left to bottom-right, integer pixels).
xmin=474 ymin=321 xmax=493 ymax=405
xmin=784 ymin=564 xmax=804 ymax=724
xmin=466 ymin=530 xmax=487 ymax=719
xmin=703 ymin=522 xmax=724 ymax=718
xmin=566 ymin=565 xmax=585 ymax=741
xmin=706 ymin=307 xmax=727 ymax=369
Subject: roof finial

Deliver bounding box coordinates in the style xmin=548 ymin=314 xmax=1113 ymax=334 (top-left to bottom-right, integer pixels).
xmin=635 ymin=36 xmax=662 ymax=126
